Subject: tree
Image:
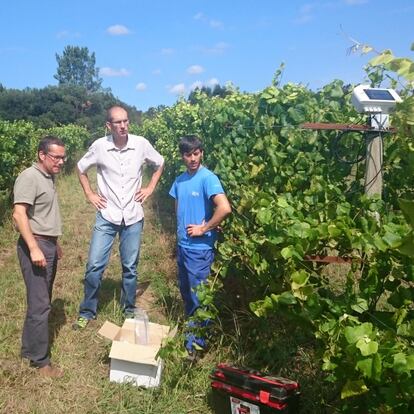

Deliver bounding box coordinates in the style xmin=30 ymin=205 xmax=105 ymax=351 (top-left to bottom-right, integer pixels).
xmin=54 ymin=46 xmax=103 ymax=93
xmin=187 ymin=84 xmax=232 ymax=104
xmin=144 ymin=105 xmax=167 ymax=119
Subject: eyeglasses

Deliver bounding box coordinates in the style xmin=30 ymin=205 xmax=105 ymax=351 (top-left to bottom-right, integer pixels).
xmin=110 ymin=119 xmax=129 ymax=126
xmin=46 ymin=153 xmax=67 ymax=162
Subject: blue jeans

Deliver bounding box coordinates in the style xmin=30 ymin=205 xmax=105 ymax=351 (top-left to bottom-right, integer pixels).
xmin=177 ymin=246 xmax=214 ymax=351
xmin=79 ymin=212 xmax=143 ymax=319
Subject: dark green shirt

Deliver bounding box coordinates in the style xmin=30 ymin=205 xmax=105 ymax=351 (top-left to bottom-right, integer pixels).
xmin=13 ymin=164 xmax=62 ymax=236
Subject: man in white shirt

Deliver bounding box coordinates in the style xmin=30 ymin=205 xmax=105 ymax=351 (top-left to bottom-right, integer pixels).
xmin=73 ymin=106 xmax=164 ymax=329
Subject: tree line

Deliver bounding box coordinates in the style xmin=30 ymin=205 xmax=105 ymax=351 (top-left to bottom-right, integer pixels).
xmin=0 ymin=46 xmax=141 ymax=135
xmin=0 ymin=45 xmax=233 ymax=135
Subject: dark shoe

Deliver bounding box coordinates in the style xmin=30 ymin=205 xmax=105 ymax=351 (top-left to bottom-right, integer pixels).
xmin=124 ymin=311 xmax=135 ymax=320
xmin=185 ymin=349 xmax=203 ymax=363
xmin=38 ymin=364 xmax=64 ymax=378
xmin=72 ymin=316 xmax=90 ymax=330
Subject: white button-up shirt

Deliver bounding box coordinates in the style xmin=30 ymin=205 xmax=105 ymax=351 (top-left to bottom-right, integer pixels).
xmin=77 ymin=134 xmax=164 ymax=225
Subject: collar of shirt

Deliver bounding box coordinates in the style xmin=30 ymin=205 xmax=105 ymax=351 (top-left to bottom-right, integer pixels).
xmin=33 ymin=163 xmax=53 ymax=179
xmin=105 ymin=135 xmax=136 ymax=152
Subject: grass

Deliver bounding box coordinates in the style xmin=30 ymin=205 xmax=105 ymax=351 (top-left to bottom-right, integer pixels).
xmin=0 ymin=170 xmax=337 ymax=413
xmin=0 ymin=171 xmax=219 ymax=414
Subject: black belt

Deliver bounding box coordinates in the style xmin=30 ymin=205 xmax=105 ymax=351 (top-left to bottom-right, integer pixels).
xmin=33 ymin=234 xmax=58 ymax=242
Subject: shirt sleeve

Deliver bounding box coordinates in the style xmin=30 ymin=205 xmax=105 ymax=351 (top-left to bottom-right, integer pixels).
xmin=169 ymin=181 xmax=177 ymax=199
xmin=13 ymin=170 xmax=36 ymax=205
xmin=144 ymin=139 xmax=164 ymax=168
xmin=77 ymin=142 xmax=98 ymax=173
xmin=204 ymin=173 xmax=224 ymax=199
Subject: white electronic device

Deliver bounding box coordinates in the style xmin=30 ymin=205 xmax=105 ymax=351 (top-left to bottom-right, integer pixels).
xmin=351 ymin=84 xmax=402 ymax=114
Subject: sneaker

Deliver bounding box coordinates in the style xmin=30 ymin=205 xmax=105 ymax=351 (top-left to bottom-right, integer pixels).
xmin=72 ymin=316 xmax=90 ymax=330
xmin=185 ymin=349 xmax=202 ymax=363
xmin=124 ymin=313 xmax=135 ymax=320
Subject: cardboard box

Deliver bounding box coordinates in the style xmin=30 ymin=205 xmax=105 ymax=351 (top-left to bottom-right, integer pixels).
xmin=99 ymin=318 xmax=175 ymax=388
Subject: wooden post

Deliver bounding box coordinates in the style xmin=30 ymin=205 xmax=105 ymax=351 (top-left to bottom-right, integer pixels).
xmin=300 ymin=121 xmax=395 ymax=200
xmin=364 ymin=134 xmax=383 ymax=197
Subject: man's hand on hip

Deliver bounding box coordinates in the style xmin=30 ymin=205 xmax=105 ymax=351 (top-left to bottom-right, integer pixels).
xmin=186 ymin=220 xmax=207 ymax=237
xmin=87 ymin=192 xmax=107 ymax=210
xmin=135 ymin=186 xmax=154 ymax=203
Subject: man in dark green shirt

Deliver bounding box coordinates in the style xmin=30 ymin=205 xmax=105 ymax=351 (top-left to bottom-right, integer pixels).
xmin=13 ymin=136 xmax=66 ymax=378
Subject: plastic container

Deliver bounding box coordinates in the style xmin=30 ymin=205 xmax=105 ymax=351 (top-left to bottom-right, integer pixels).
xmin=134 ymin=308 xmax=149 ymax=345
xmin=210 ymin=364 xmax=300 ymax=413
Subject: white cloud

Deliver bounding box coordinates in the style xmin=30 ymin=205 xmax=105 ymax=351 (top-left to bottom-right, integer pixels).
xmin=136 ymin=82 xmax=147 ymax=91
xmin=210 ymin=19 xmax=223 ymax=29
xmin=107 ymin=25 xmax=131 ymax=35
xmin=190 ymin=78 xmax=220 ymax=91
xmin=294 ymin=13 xmax=313 ymax=24
xmin=344 ymin=0 xmax=368 ymax=4
xmin=199 ymin=42 xmax=230 ymax=54
xmin=100 ymin=67 xmax=131 ymax=77
xmin=152 ymin=69 xmax=162 ymax=75
xmin=161 ymin=48 xmax=175 ymax=55
xmin=300 ymin=3 xmax=316 ymax=14
xmin=191 ymin=81 xmax=203 ymax=90
xmin=168 ymin=83 xmax=186 ymax=95
xmin=294 ymin=0 xmax=367 ymax=24
xmin=388 ymin=5 xmax=414 ymax=14
xmin=0 ymin=46 xmax=26 ymax=54
xmin=187 ymin=65 xmax=205 ymax=75
xmin=207 ymin=78 xmax=219 ymax=86
xmin=215 ymin=42 xmax=229 ymax=51
xmin=194 ymin=12 xmax=224 ymax=29
xmin=57 ymin=30 xmax=70 ymax=39
xmin=56 ymin=30 xmax=80 ymax=39
xmin=294 ymin=3 xmax=316 ymax=24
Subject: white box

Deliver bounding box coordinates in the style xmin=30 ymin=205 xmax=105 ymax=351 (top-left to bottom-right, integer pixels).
xmin=98 ymin=318 xmax=175 ymax=388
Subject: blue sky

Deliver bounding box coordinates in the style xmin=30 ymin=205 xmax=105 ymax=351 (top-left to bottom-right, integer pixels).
xmin=1 ymin=0 xmax=413 ymax=111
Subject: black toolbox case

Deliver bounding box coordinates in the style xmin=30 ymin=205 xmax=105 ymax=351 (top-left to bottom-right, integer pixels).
xmin=210 ymin=363 xmax=300 ymax=413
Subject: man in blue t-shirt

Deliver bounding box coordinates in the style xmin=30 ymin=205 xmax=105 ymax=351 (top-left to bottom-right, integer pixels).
xmin=169 ymin=135 xmax=231 ymax=354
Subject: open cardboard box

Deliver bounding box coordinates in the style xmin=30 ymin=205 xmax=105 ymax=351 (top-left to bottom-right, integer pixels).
xmin=99 ymin=318 xmax=176 ymax=388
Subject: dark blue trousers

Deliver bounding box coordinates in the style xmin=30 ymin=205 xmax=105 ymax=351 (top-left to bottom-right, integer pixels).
xmin=17 ymin=236 xmax=58 ymax=367
xmin=177 ymin=246 xmax=214 ymax=351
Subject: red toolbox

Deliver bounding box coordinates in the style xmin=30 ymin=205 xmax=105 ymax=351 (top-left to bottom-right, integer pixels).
xmin=210 ymin=363 xmax=300 ymax=413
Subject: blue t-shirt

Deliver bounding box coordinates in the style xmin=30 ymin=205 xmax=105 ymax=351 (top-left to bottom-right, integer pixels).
xmin=169 ymin=166 xmax=224 ymax=250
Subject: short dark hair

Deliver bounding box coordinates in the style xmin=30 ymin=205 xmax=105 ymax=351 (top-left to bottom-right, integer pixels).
xmin=38 ymin=136 xmax=65 ymax=155
xmin=106 ymin=105 xmax=127 ymax=122
xmin=178 ymin=135 xmax=203 ymax=155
